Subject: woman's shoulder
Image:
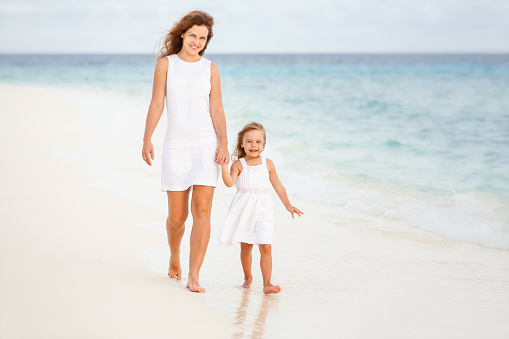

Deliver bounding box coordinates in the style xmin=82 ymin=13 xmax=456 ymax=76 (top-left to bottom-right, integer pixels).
xmin=158 ymin=54 xmax=171 ymax=62
xmin=155 ymin=56 xmax=169 ymax=69
xmin=153 ymin=57 xmax=169 ymax=77
xmin=210 ymin=61 xmax=219 ymax=75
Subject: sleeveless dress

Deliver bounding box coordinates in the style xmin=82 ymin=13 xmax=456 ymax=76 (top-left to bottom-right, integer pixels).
xmin=161 ymin=54 xmax=220 ymax=191
xmin=218 ymin=157 xmax=274 ymax=245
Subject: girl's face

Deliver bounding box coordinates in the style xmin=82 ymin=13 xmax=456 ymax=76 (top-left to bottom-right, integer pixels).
xmin=242 ymin=130 xmax=265 ymax=158
xmin=180 ymin=25 xmax=208 ymax=57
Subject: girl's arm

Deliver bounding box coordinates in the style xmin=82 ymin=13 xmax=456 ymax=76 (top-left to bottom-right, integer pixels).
xmin=142 ymin=57 xmax=168 ymax=166
xmin=209 ymin=63 xmax=229 ymax=165
xmin=221 ymin=160 xmax=242 ymax=187
xmin=267 ymin=159 xmax=304 ymax=218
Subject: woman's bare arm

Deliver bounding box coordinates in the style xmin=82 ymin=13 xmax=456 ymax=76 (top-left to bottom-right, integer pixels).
xmin=142 ymin=57 xmax=168 ymax=166
xmin=209 ymin=63 xmax=229 ymax=165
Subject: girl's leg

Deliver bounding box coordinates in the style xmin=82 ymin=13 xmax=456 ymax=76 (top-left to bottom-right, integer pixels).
xmin=187 ymin=185 xmax=215 ymax=293
xmin=240 ymin=242 xmax=254 ymax=288
xmin=259 ymin=244 xmax=281 ymax=295
xmin=166 ymin=189 xmax=191 ymax=280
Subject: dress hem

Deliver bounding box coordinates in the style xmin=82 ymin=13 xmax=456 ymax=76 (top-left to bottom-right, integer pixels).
xmin=161 ymin=183 xmax=217 ymax=192
xmin=218 ymin=240 xmax=272 ymax=246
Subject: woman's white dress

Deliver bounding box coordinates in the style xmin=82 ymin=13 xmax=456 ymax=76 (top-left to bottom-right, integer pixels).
xmin=218 ymin=157 xmax=274 ymax=245
xmin=161 ymin=54 xmax=219 ymax=191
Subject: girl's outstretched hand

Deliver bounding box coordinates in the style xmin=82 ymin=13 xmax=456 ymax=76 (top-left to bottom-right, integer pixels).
xmin=287 ymin=205 xmax=303 ymax=219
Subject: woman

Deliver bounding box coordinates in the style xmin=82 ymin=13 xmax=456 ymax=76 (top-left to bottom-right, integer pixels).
xmin=142 ymin=10 xmax=228 ymax=293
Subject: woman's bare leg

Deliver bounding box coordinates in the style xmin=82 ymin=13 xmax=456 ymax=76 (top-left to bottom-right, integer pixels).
xmin=240 ymin=243 xmax=253 ymax=288
xmin=259 ymin=244 xmax=281 ymax=294
xmin=166 ymin=189 xmax=191 ymax=280
xmin=187 ymin=185 xmax=215 ymax=293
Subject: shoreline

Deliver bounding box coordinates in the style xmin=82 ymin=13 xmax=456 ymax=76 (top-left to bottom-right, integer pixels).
xmin=1 ymin=83 xmax=509 ymax=338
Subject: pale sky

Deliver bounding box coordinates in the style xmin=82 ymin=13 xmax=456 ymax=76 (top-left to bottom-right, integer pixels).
xmin=0 ymin=0 xmax=508 ymax=54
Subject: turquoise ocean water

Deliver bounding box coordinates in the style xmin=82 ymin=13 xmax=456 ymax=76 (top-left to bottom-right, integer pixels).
xmin=1 ymin=54 xmax=508 ymax=248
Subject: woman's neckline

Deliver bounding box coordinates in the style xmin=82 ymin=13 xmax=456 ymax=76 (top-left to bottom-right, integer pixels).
xmin=175 ymin=53 xmax=202 ymax=64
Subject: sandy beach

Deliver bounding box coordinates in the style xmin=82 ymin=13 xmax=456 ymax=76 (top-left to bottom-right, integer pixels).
xmin=1 ymin=84 xmax=509 ymax=338
xmin=0 ymin=84 xmax=235 ymax=338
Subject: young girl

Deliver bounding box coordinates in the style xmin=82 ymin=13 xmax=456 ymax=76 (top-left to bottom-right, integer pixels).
xmin=218 ymin=122 xmax=303 ymax=295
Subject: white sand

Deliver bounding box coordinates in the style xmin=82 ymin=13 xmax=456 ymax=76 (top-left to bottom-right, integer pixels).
xmin=0 ymin=85 xmax=235 ymax=338
xmin=1 ymin=84 xmax=509 ymax=338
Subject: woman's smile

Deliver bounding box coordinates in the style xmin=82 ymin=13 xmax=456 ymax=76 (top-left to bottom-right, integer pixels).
xmin=180 ymin=25 xmax=209 ymax=57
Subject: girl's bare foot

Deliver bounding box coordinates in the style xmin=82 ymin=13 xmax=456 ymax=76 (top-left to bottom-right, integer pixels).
xmin=168 ymin=254 xmax=182 ymax=280
xmin=186 ymin=274 xmax=205 ymax=293
xmin=241 ymin=276 xmax=253 ymax=289
xmin=263 ymin=284 xmax=281 ymax=295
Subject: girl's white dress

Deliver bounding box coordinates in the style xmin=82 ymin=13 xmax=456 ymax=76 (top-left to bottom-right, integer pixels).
xmin=161 ymin=54 xmax=220 ymax=191
xmin=218 ymin=157 xmax=274 ymax=245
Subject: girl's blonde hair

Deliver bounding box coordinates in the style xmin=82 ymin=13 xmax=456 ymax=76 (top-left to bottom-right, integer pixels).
xmin=156 ymin=10 xmax=214 ymax=59
xmin=233 ymin=121 xmax=266 ymax=160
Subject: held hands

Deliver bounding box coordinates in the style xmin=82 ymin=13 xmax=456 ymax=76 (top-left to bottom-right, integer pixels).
xmin=215 ymin=143 xmax=229 ymax=165
xmin=286 ymin=205 xmax=304 ymax=219
xmin=142 ymin=140 xmax=155 ymax=166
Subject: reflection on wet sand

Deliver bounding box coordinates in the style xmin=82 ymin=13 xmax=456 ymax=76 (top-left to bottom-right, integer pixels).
xmin=233 ymin=288 xmax=280 ymax=338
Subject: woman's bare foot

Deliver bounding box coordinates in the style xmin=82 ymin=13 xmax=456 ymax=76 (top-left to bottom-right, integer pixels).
xmin=186 ymin=274 xmax=205 ymax=293
xmin=263 ymin=284 xmax=281 ymax=295
xmin=241 ymin=276 xmax=253 ymax=289
xmin=167 ymin=254 xmax=182 ymax=280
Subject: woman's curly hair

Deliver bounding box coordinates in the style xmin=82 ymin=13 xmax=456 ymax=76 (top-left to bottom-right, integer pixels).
xmin=156 ymin=10 xmax=214 ymax=59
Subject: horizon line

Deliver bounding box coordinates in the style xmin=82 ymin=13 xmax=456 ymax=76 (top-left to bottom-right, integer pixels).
xmin=1 ymin=51 xmax=509 ymax=56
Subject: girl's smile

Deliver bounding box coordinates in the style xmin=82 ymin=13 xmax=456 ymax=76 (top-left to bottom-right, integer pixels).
xmin=242 ymin=130 xmax=265 ymax=158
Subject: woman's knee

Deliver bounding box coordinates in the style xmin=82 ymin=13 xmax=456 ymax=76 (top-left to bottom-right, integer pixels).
xmin=167 ymin=212 xmax=188 ymax=227
xmin=190 ymin=186 xmax=214 ymax=220
xmin=191 ymin=202 xmax=212 ymax=220
xmin=259 ymin=244 xmax=271 ymax=255
xmin=166 ymin=189 xmax=190 ymax=227
xmin=241 ymin=243 xmax=253 ymax=254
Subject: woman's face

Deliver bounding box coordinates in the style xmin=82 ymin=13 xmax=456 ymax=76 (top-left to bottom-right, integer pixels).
xmin=180 ymin=25 xmax=209 ymax=56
